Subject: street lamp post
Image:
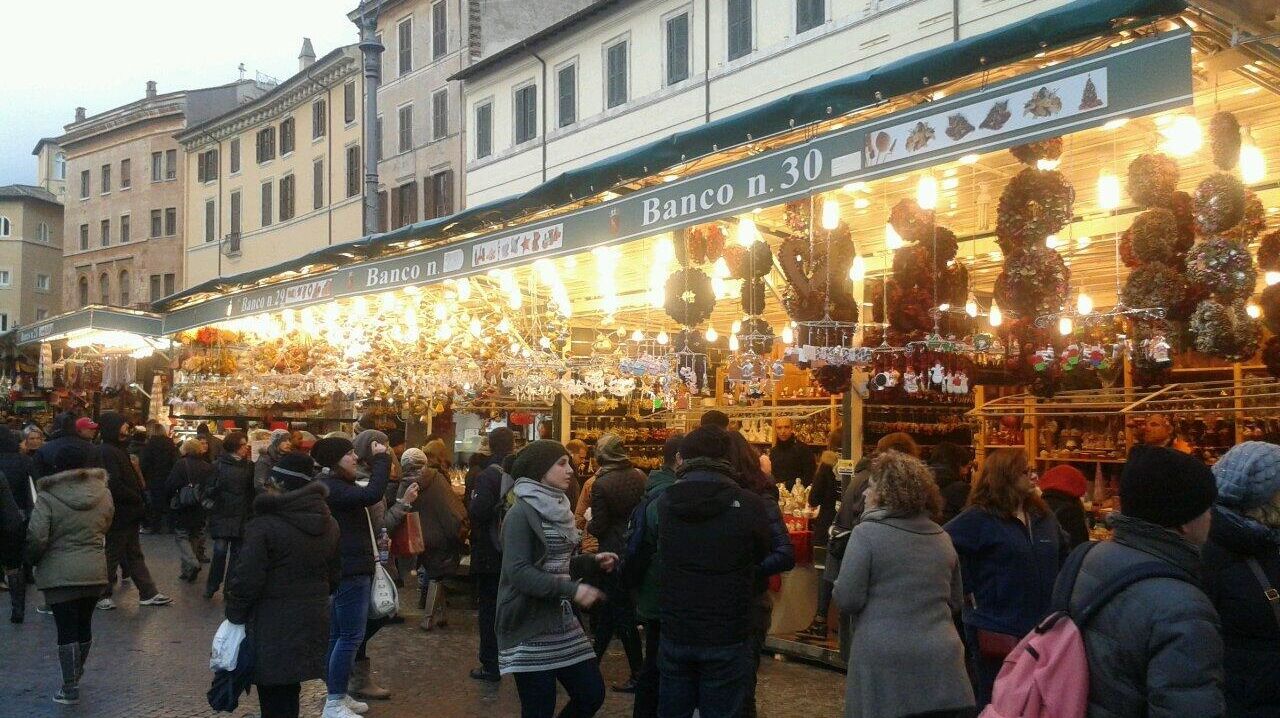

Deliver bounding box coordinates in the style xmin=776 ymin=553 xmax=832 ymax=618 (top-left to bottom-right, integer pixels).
xmin=354 ymin=2 xmax=384 ymax=237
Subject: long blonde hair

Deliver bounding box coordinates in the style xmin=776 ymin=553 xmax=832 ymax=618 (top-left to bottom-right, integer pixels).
xmin=1245 ymin=492 xmax=1280 ymax=530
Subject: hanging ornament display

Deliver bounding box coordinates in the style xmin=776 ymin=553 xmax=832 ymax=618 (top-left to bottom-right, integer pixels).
xmin=1127 ymin=153 xmax=1180 ymax=208
xmin=993 ymin=244 xmax=1070 ymax=318
xmin=1184 ymin=237 xmax=1256 ymax=300
xmin=1120 ymin=262 xmax=1189 ymax=313
xmin=738 ymin=317 xmax=775 ymax=355
xmin=1009 ymin=137 xmax=1064 ymax=166
xmin=673 ymin=225 xmax=726 ymax=267
xmin=777 ymin=223 xmax=858 ymax=328
xmin=662 ymin=268 xmax=716 ymax=326
xmin=740 ymin=278 xmax=767 ymax=316
xmin=1189 ymin=299 xmax=1261 ymax=361
xmin=1209 ymin=111 xmax=1241 ymax=171
xmin=888 ymin=199 xmax=936 ymax=244
xmin=1128 ymin=208 xmax=1182 ymax=265
xmin=1193 ymin=172 xmax=1247 ymax=235
xmin=723 ymin=240 xmax=772 ymax=280
xmin=1221 ymin=191 xmax=1266 ymax=242
xmin=812 ymin=364 xmax=853 ymax=395
xmin=1258 ymin=230 xmax=1280 ymax=272
xmin=995 ymin=168 xmax=1075 ymax=251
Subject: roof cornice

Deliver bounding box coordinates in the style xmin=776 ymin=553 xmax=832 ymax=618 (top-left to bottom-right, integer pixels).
xmin=58 ymin=96 xmax=188 ymax=149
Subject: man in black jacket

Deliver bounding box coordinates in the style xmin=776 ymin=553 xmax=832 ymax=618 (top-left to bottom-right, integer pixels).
xmin=32 ymin=413 xmax=99 ymax=479
xmin=97 ymin=412 xmax=170 ymax=609
xmin=205 ymin=432 xmax=254 ymax=600
xmin=467 ymin=426 xmax=514 ymax=682
xmin=768 ymin=419 xmax=815 ymax=488
xmin=657 ymin=425 xmax=771 ymax=718
xmin=0 ymin=426 xmax=36 ymax=622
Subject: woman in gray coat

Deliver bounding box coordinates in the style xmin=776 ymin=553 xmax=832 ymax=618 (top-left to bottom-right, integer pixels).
xmin=834 ymin=450 xmax=973 ymax=718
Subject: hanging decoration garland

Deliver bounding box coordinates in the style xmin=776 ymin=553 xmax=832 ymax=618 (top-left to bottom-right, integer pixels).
xmin=1209 ymin=111 xmax=1241 ymax=171
xmin=1193 ymin=172 xmax=1247 ymax=235
xmin=662 ymin=268 xmax=716 ymax=327
xmin=1185 ymin=237 xmax=1256 ymax=301
xmin=1127 ymin=153 xmax=1180 ymax=208
xmin=1189 ymin=300 xmax=1260 ymax=361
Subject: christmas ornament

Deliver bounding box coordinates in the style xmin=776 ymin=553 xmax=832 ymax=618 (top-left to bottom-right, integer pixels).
xmin=1129 ymin=208 xmax=1181 ymax=265
xmin=1127 ymin=153 xmax=1179 ymax=208
xmin=1193 ymin=172 xmax=1246 ymax=235
xmin=1209 ymin=111 xmax=1241 ymax=171
xmin=1185 ymin=237 xmax=1256 ymax=300
xmin=663 ymin=268 xmax=716 ymax=327
xmin=1120 ymin=263 xmax=1188 ymax=314
xmin=1190 ymin=299 xmax=1260 ymax=361
xmin=995 ymin=168 xmax=1075 ymax=248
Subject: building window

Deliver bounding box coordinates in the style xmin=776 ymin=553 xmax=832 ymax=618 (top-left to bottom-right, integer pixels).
xmin=557 ymin=64 xmax=576 ymax=128
xmin=0 ymin=315 xmax=7 ymax=332
xmin=376 ymin=116 xmax=384 ymax=161
xmin=727 ymin=0 xmax=752 ymax=60
xmin=313 ymin=159 xmax=325 ymax=210
xmin=36 ymin=309 xmax=47 ymax=321
xmin=36 ymin=274 xmax=51 ymax=292
xmin=120 ymin=214 xmax=130 ymax=243
xmin=261 ymin=182 xmax=274 ymax=227
xmin=796 ymin=0 xmax=824 ymax=32
xmin=119 ymin=270 xmax=129 ymax=306
xmin=165 ymin=149 xmax=177 ymax=180
xmin=279 ymin=175 xmax=295 ymax=221
xmin=425 ymin=170 xmax=454 ymax=219
xmin=345 ymin=145 xmax=361 ymax=197
xmin=79 ymin=224 xmax=89 ymax=250
xmin=606 ymin=40 xmax=628 ymax=109
xmin=120 ymin=158 xmax=131 ymax=188
xmin=0 ymin=217 xmax=9 ymax=237
xmin=514 ymin=85 xmax=537 ymax=145
xmin=344 ymin=81 xmax=357 ymax=124
xmin=256 ymin=127 xmax=276 ymax=163
xmin=666 ymin=13 xmax=690 ymax=86
xmin=79 ymin=276 xmax=89 ymax=307
xmin=164 ymin=273 xmax=175 ymax=296
xmin=313 ymin=99 xmax=327 ymax=139
xmin=100 ymin=218 xmax=110 ymax=246
xmin=394 ymin=181 xmax=417 ymax=228
xmin=150 ymin=274 xmax=162 ymax=302
xmin=54 ymin=152 xmax=67 ymax=180
xmin=230 ymin=191 xmax=242 ymax=235
xmin=398 ymin=104 xmax=413 ymax=153
xmin=98 ymin=273 xmax=109 ymax=305
xmin=432 ymin=1 xmax=447 ymax=60
xmin=475 ymin=102 xmax=492 ymax=159
xmin=151 ymin=151 xmax=163 ymax=182
xmin=230 ymin=138 xmax=241 ymax=174
xmin=432 ymin=89 xmax=448 ymax=141
xmin=205 ymin=199 xmax=216 ymax=242
xmin=101 ymin=163 xmax=111 ymax=193
xmin=150 ymin=209 xmax=162 ymax=238
xmin=377 ymin=32 xmax=386 ymax=79
xmin=398 ymin=17 xmax=413 ymax=76
xmin=36 ymin=221 xmax=48 ymax=241
xmin=0 ymin=270 xmax=10 ymax=287
xmin=164 ymin=207 xmax=176 ymax=236
xmin=280 ymin=117 xmax=296 ymax=155
xmin=80 ymin=170 xmax=90 ymax=199
xmin=197 ymin=149 xmax=219 ymax=182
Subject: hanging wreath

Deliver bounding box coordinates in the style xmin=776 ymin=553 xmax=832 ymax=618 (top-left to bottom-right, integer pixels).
xmin=1127 ymin=153 xmax=1179 ymax=208
xmin=1190 ymin=299 xmax=1261 ymax=361
xmin=738 ymin=317 xmax=775 ymax=354
xmin=1129 ymin=208 xmax=1182 ymax=265
xmin=993 ymin=245 xmax=1070 ymax=317
xmin=1209 ymin=111 xmax=1241 ymax=172
xmin=1009 ymin=137 xmax=1064 ymax=166
xmin=995 ymin=168 xmax=1075 ymax=248
xmin=741 ymin=278 xmax=767 ymax=316
xmin=704 ymin=225 xmax=726 ymax=263
xmin=1121 ymin=262 xmax=1188 ymax=313
xmin=724 ymin=240 xmax=773 ymax=280
xmin=1222 ymin=191 xmax=1266 ymax=242
xmin=1258 ymin=230 xmax=1280 ymax=272
xmin=867 ymin=278 xmax=933 ymax=336
xmin=889 ymin=199 xmax=935 ymax=244
xmin=1185 ymin=237 xmax=1256 ymax=300
xmin=1264 ymin=337 xmax=1280 ymax=379
xmin=663 ymin=268 xmax=716 ymax=327
xmin=1194 ymin=172 xmax=1247 ymax=235
xmin=1261 ymin=283 xmax=1280 ymax=335
xmin=813 ymin=365 xmax=853 ymax=395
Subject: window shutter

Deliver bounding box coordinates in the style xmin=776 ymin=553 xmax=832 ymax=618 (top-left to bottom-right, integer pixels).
xmin=440 ymin=170 xmax=454 ymax=215
xmin=424 ymin=176 xmax=437 ymax=219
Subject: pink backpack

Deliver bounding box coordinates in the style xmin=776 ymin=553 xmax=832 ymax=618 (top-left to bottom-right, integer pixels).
xmin=981 ymin=542 xmax=1192 ymax=718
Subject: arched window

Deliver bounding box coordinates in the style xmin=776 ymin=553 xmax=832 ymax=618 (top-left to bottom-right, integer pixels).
xmin=98 ymin=272 xmax=109 ymax=305
xmin=54 ymin=153 xmax=67 ymax=180
xmin=36 ymin=222 xmax=49 ymax=242
xmin=0 ymin=217 xmax=10 ymax=237
xmin=119 ymin=270 xmax=130 ymax=306
xmin=78 ymin=276 xmax=89 ymax=307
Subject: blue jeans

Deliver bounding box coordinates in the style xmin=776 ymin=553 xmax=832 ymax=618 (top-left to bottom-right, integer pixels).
xmin=326 ymin=575 xmax=371 ymax=696
xmin=657 ymin=639 xmax=751 ymax=718
xmin=512 ymin=657 xmax=605 ymax=718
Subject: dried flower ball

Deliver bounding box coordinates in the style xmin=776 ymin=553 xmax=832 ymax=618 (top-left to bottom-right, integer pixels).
xmin=1121 ymin=262 xmax=1189 ymax=314
xmin=1194 ymin=172 xmax=1247 ymax=235
xmin=1169 ymin=190 xmax=1196 ymax=253
xmin=892 ymin=245 xmax=930 ymax=288
xmin=1185 ymin=236 xmax=1256 ymax=300
xmin=1221 ymin=191 xmax=1266 ymax=243
xmin=814 ymin=365 xmax=853 ymax=395
xmin=1258 ymin=230 xmax=1280 ymax=272
xmin=1127 ymin=153 xmax=1179 ymax=208
xmin=1129 ymin=208 xmax=1182 ymax=265
xmin=1209 ymin=111 xmax=1241 ymax=172
xmin=663 ymin=268 xmax=716 ymax=327
xmin=996 ymin=168 xmax=1076 ymax=248
xmin=1264 ymin=337 xmax=1280 ymax=379
xmin=740 ymin=278 xmax=767 ymax=316
xmin=888 ymin=199 xmax=936 ymax=244
xmin=993 ymin=244 xmax=1070 ymax=318
xmin=1262 ymin=284 xmax=1280 ymax=335
xmin=936 ymin=261 xmax=970 ymax=307
xmin=929 ymin=226 xmax=960 ymax=267
xmin=1009 ymin=137 xmax=1064 ymax=166
xmin=1190 ymin=299 xmax=1260 ymax=361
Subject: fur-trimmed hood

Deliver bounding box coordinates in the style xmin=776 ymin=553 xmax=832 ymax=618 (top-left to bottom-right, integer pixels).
xmin=37 ymin=468 xmax=110 ymax=511
xmin=253 ymin=481 xmax=332 ymax=537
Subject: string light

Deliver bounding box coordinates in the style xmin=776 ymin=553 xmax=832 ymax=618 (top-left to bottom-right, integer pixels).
xmin=1158 ymin=114 xmax=1202 ymax=157
xmin=821 ymin=197 xmax=841 ymax=230
xmin=1097 ymin=172 xmax=1121 ymax=210
xmin=1058 ymin=316 xmax=1074 ymax=336
xmin=916 ymin=175 xmax=939 ymax=210
xmin=781 ymin=325 xmax=794 ymax=344
xmin=705 ymin=326 xmax=719 ymax=342
xmin=728 ymin=335 xmax=740 ymax=352
xmin=965 ymin=292 xmax=979 ymax=318
xmin=1240 ymin=127 xmax=1266 ymax=184
xmin=1077 ymin=292 xmax=1094 ymax=315
xmin=848 ymin=254 xmax=866 ymax=281
xmin=988 ymin=298 xmax=1003 ymax=327
xmin=1247 ymin=302 xmax=1262 ymax=319
xmin=631 ymin=329 xmax=644 ymax=341
xmin=656 ymin=331 xmax=669 ymax=346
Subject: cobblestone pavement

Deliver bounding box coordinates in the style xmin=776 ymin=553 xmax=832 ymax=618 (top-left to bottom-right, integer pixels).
xmin=0 ymin=535 xmax=844 ymax=717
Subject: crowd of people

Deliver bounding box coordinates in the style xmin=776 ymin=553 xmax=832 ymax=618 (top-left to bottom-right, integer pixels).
xmin=2 ymin=406 xmax=1280 ymax=717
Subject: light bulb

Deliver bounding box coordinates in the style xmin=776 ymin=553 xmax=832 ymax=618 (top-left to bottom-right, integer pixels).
xmin=737 ymin=218 xmax=758 ymax=247
xmin=1045 ymin=234 xmax=1061 ymax=249
xmin=509 ymin=341 xmax=521 ymax=355
xmin=916 ymin=175 xmax=938 ymax=210
xmin=497 ymin=318 xmax=512 ymax=333
xmin=1058 ymin=316 xmax=1074 ymax=336
xmin=378 ymin=292 xmax=396 ymax=312
xmin=469 ymin=318 xmax=482 ymax=337
xmin=656 ymin=331 xmax=669 ymax=346
xmin=1267 ymin=271 xmax=1280 ymax=287
xmin=885 ymin=224 xmax=905 ymax=250
xmin=539 ymin=336 xmax=552 ymax=349
xmin=1036 ymin=158 xmax=1061 ymax=171
xmin=821 ymin=197 xmax=841 ymax=230
xmin=436 ymin=323 xmax=453 ymax=341
xmin=1158 ymin=114 xmax=1202 ymax=157
xmin=456 ymin=277 xmax=472 ymax=301
xmin=853 ymin=197 xmax=870 ymax=209
xmin=958 ymin=154 xmax=979 ymax=165
xmin=631 ymin=329 xmax=644 ymax=342
xmin=705 ymin=327 xmax=719 ymax=342
xmin=938 ymin=303 xmax=951 ymax=312
xmin=989 ymin=299 xmax=1003 ymax=327
xmin=713 ymin=257 xmax=731 ymax=279
xmin=655 ymin=236 xmax=675 ymax=262
xmin=849 ymin=254 xmax=866 ymax=281
xmin=729 ymin=335 xmax=740 ymax=352
xmin=1240 ymin=130 xmax=1265 ymax=184
xmin=781 ymin=325 xmax=794 ymax=344
xmin=1076 ymin=236 xmax=1091 ymax=250
xmin=433 ymin=303 xmax=447 ymax=320
xmin=1097 ymin=172 xmax=1121 ymax=210
xmin=1247 ymin=302 xmax=1262 ymax=319
xmin=965 ymin=293 xmax=979 ymax=318
xmin=1077 ymin=292 xmax=1094 ymax=315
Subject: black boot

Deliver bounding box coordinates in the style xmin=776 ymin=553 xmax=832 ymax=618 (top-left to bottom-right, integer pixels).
xmin=795 ymin=615 xmax=828 ymax=641
xmin=7 ymin=570 xmax=25 ymax=623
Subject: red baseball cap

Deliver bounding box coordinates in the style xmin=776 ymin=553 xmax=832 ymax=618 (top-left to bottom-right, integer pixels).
xmin=75 ymin=417 xmax=99 ymax=432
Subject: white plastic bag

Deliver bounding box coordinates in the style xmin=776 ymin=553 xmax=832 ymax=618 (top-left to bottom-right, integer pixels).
xmin=210 ymin=620 xmax=246 ymax=672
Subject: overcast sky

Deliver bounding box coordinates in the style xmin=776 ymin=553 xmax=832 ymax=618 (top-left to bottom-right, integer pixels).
xmin=0 ymin=0 xmax=361 ymax=186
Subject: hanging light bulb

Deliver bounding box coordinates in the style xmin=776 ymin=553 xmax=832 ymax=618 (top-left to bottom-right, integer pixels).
xmin=1076 ymin=236 xmax=1091 ymax=250
xmin=1077 ymin=291 xmax=1094 ymax=315
xmin=781 ymin=325 xmax=795 ymax=344
xmin=1058 ymin=315 xmax=1074 ymax=336
xmin=656 ymin=330 xmax=669 ymax=346
xmin=988 ymin=298 xmax=1003 ymax=327
xmin=736 ymin=217 xmax=758 ymax=247
xmin=849 ymin=253 xmax=866 ymax=281
xmin=916 ymin=175 xmax=938 ymax=210
xmin=1266 ymin=271 xmax=1280 ymax=287
xmin=433 ymin=303 xmax=447 ymax=320
xmin=1036 ymin=158 xmax=1061 ymax=171
xmin=469 ymin=318 xmax=482 ymax=337
xmin=705 ymin=326 xmax=719 ymax=342
xmin=1247 ymin=302 xmax=1262 ymax=319
xmin=938 ymin=303 xmax=951 ymax=312
xmin=729 ymin=334 xmax=740 ymax=352
xmin=456 ymin=277 xmax=472 ymax=301
xmin=1097 ymin=172 xmax=1121 ymax=210
xmin=509 ymin=341 xmax=521 ymax=355
xmin=965 ymin=292 xmax=979 ymax=318
xmin=731 ymin=319 xmax=742 ymax=334
xmin=885 ymin=223 xmax=905 ymax=250
xmin=821 ymin=197 xmax=841 ymax=230
xmin=1045 ymin=234 xmax=1061 ymax=249
xmin=497 ymin=317 xmax=512 ymax=333
xmin=712 ymin=257 xmax=730 ymax=279
xmin=631 ymin=329 xmax=644 ymax=342
xmin=1240 ymin=128 xmax=1266 ymax=184
xmin=436 ymin=323 xmax=453 ymax=341
xmin=1158 ymin=114 xmax=1202 ymax=157
xmin=539 ymin=336 xmax=552 ymax=349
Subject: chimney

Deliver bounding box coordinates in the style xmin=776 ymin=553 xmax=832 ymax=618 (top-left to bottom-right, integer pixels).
xmin=299 ymin=38 xmax=317 ymax=72
xmin=146 ymin=80 xmax=157 ymax=98
xmin=74 ymin=107 xmax=86 ymax=122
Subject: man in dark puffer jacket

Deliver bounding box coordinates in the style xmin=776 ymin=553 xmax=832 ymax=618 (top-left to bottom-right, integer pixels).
xmin=97 ymin=412 xmax=170 ymax=609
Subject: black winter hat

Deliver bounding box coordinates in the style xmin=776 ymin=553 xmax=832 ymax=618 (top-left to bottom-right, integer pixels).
xmin=53 ymin=443 xmax=92 ymax=472
xmin=489 ymin=427 xmax=515 ymax=458
xmin=312 ymin=436 xmax=354 ymax=470
xmin=510 ymin=440 xmax=570 ymax=483
xmin=270 ymin=452 xmax=317 ymax=491
xmin=680 ymin=425 xmax=731 ymax=461
xmin=1121 ymin=445 xmax=1217 ymax=527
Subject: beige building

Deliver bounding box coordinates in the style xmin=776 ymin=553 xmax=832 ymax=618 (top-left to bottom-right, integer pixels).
xmin=179 ymin=44 xmax=366 ymax=286
xmin=57 ymin=79 xmax=268 ymax=311
xmin=30 ymin=139 xmax=68 ymax=203
xmin=0 ymin=185 xmax=63 ymax=331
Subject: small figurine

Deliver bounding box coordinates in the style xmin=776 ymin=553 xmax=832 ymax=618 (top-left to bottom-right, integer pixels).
xmin=903 ymin=367 xmax=921 ymax=394
xmin=955 ymin=370 xmax=969 ymax=395
xmin=929 ymin=361 xmax=946 ymax=389
xmin=1147 ymin=334 xmax=1173 ymax=369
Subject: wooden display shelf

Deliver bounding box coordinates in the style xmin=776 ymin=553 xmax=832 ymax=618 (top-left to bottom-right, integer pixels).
xmin=1036 ymin=456 xmax=1126 ymax=464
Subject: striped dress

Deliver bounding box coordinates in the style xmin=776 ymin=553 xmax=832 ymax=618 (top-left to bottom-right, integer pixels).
xmin=498 ymin=521 xmax=596 ymax=675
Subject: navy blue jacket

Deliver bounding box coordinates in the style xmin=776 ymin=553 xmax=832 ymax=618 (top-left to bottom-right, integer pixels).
xmin=944 ymin=505 xmax=1064 ymax=636
xmin=319 ymin=454 xmax=390 ymax=577
xmin=467 ymin=454 xmax=507 ymax=575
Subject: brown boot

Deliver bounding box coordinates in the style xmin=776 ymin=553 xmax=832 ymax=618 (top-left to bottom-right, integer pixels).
xmin=349 ymin=657 xmax=391 ymax=700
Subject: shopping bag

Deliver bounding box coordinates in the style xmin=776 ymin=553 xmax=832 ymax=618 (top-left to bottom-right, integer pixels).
xmin=391 ymin=512 xmax=425 ymax=556
xmin=209 ymin=620 xmax=246 ymax=672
